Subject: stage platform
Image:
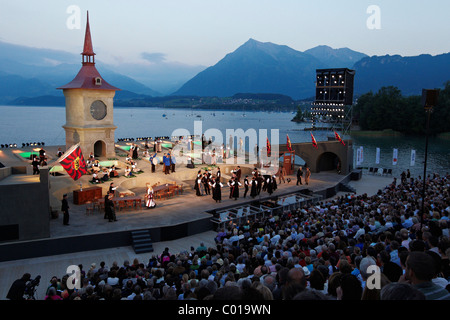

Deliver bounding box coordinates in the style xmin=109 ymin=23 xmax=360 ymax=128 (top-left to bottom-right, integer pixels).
xmin=0 ymin=143 xmax=358 ymax=262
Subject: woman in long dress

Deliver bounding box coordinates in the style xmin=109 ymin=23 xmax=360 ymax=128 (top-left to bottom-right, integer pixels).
xmin=194 ymin=171 xmax=202 ymax=196
xmin=250 ymin=177 xmax=258 ymax=198
xmin=211 ymin=178 xmax=223 ymax=203
xmin=145 ymin=187 xmax=156 ymax=209
xmin=231 ymin=178 xmax=241 ymax=200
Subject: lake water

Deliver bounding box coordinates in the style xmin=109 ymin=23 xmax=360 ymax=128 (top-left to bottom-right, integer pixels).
xmin=1 ymin=105 xmax=449 ymax=177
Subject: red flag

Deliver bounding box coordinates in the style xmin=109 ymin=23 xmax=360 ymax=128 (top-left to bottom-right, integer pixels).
xmin=311 ymin=132 xmax=318 ymax=149
xmin=334 ymin=131 xmax=346 ymax=146
xmin=58 ymin=144 xmax=88 ymax=181
xmin=266 ymin=137 xmax=271 ymax=157
xmin=287 ymin=134 xmax=292 ymax=152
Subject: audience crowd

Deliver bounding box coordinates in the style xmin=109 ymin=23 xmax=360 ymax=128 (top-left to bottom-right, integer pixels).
xmin=7 ymin=172 xmax=450 ymax=300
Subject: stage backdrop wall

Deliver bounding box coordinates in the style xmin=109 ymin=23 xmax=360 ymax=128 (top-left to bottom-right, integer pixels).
xmin=0 ymin=168 xmax=51 ymax=242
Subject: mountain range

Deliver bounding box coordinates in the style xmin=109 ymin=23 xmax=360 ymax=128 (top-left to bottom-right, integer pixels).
xmin=174 ymin=39 xmax=369 ymax=99
xmin=1 ymin=39 xmax=449 ymax=104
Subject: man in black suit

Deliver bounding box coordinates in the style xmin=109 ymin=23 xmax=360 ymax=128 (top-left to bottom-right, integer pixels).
xmin=62 ymin=194 xmax=70 ymax=225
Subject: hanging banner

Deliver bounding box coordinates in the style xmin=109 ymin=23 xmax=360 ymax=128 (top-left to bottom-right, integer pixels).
xmin=375 ymin=147 xmax=380 ymax=164
xmin=356 ymin=147 xmax=361 ymax=166
xmin=393 ymin=148 xmax=398 ymax=166
xmin=360 ymin=146 xmax=364 ymax=164
xmin=410 ymin=149 xmax=416 ymax=166
xmin=310 ymin=132 xmax=318 ymax=149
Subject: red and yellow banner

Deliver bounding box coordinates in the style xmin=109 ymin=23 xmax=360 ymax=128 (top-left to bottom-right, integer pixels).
xmin=58 ymin=144 xmax=88 ymax=181
xmin=334 ymin=131 xmax=346 ymax=146
xmin=311 ymin=132 xmax=318 ymax=149
xmin=287 ymin=134 xmax=292 ymax=152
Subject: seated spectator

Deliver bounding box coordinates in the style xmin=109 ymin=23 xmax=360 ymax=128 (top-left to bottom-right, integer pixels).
xmin=380 ymin=282 xmax=425 ymax=300
xmin=401 ymin=251 xmax=450 ymax=300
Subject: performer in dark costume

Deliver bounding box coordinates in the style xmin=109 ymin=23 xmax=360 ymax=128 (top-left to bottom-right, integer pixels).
xmin=216 ymin=167 xmax=222 ymax=182
xmin=132 ymin=144 xmax=139 ymax=160
xmin=227 ymin=177 xmax=234 ymax=199
xmin=109 ymin=182 xmax=117 ymax=196
xmin=31 ymin=156 xmax=40 ymax=175
xmin=229 ymin=177 xmax=241 ymax=200
xmin=257 ymin=174 xmax=263 ymax=195
xmin=202 ymin=173 xmax=211 ymax=195
xmin=250 ymin=176 xmax=258 ymax=198
xmin=107 ymin=193 xmax=117 ymax=222
xmin=61 ymin=194 xmax=70 ymax=225
xmin=272 ymin=175 xmax=277 ymax=192
xmin=235 ymin=166 xmax=242 ymax=183
xmin=296 ymin=166 xmax=303 ymax=185
xmin=104 ymin=191 xmax=110 ymax=219
xmin=267 ymin=176 xmax=274 ymax=195
xmin=243 ymin=175 xmax=249 ymax=198
xmin=262 ymin=175 xmax=269 ymax=192
xmin=211 ymin=178 xmax=223 ymax=203
xmin=194 ymin=171 xmax=202 ymax=196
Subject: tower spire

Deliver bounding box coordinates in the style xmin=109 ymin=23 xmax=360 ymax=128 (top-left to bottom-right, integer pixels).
xmin=81 ymin=11 xmax=95 ymax=65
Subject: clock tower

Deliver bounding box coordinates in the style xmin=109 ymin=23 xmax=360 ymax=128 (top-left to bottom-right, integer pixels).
xmin=58 ymin=11 xmax=120 ymax=158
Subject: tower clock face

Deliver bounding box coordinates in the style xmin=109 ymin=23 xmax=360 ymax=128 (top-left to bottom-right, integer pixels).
xmin=90 ymin=100 xmax=107 ymax=120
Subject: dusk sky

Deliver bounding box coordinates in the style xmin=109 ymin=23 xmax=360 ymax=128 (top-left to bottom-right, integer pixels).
xmin=0 ymin=0 xmax=449 ymax=67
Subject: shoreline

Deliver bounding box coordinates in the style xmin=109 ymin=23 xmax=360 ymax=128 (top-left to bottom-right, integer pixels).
xmin=349 ymin=129 xmax=404 ymax=137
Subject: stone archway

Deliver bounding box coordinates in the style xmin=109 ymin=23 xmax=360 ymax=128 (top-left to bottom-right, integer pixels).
xmin=94 ymin=140 xmax=106 ymax=157
xmin=316 ymin=152 xmax=340 ymax=173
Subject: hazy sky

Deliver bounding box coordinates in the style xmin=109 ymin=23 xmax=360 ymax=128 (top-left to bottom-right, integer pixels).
xmin=0 ymin=0 xmax=449 ymax=67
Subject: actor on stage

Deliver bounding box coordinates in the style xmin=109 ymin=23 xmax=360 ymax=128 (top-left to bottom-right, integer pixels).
xmin=305 ymin=167 xmax=311 ymax=185
xmin=149 ymin=153 xmax=157 ymax=173
xmin=235 ymin=166 xmax=242 ymax=182
xmin=211 ymin=178 xmax=223 ymax=203
xmin=145 ymin=187 xmax=156 ymax=209
xmin=104 ymin=191 xmax=110 ymax=219
xmin=250 ymin=176 xmax=258 ymax=198
xmin=31 ymin=156 xmax=40 ymax=175
xmin=111 ymin=165 xmax=119 ymax=178
xmin=228 ymin=177 xmax=241 ymax=200
xmin=92 ymin=172 xmax=101 ymax=184
xmin=109 ymin=182 xmax=117 ymax=196
xmin=124 ymin=166 xmax=133 ymax=177
xmin=202 ymin=172 xmax=211 ymax=195
xmin=257 ymin=173 xmax=264 ymax=195
xmin=243 ymin=175 xmax=249 ymax=198
xmin=171 ymin=153 xmax=176 ymax=172
xmin=272 ymin=175 xmax=277 ymax=192
xmin=106 ymin=193 xmax=117 ymax=222
xmin=132 ymin=144 xmax=139 ymax=160
xmin=297 ymin=166 xmax=303 ymax=185
xmin=216 ymin=167 xmax=222 ymax=182
xmin=279 ymin=166 xmax=286 ymax=184
xmin=61 ymin=194 xmax=70 ymax=226
xmin=163 ymin=153 xmax=171 ymax=175
xmin=194 ymin=171 xmax=202 ymax=196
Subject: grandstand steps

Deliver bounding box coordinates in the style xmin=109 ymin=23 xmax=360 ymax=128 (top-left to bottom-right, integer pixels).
xmin=131 ymin=230 xmax=154 ymax=254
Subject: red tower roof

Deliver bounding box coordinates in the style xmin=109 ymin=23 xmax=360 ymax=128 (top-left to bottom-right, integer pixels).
xmin=58 ymin=11 xmax=120 ymax=91
xmin=82 ymin=11 xmax=95 ymax=57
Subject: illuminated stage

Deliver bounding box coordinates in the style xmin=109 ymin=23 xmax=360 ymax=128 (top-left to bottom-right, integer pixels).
xmin=0 ymin=142 xmax=357 ymax=262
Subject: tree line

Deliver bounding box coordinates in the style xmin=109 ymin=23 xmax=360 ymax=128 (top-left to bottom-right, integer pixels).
xmin=353 ymin=81 xmax=450 ymax=135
